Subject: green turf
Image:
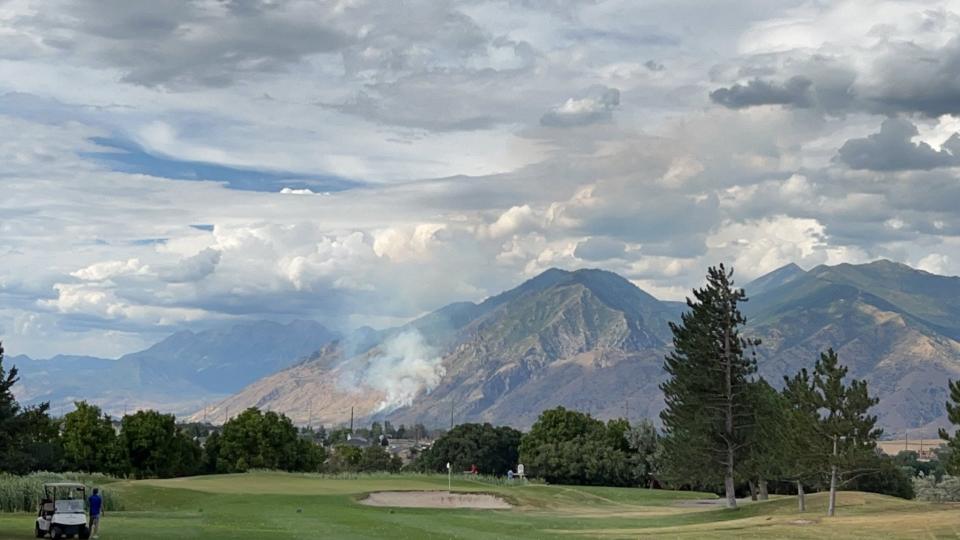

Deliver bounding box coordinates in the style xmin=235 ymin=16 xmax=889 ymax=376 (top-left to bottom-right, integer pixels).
xmin=1 ymin=472 xmax=958 ymax=539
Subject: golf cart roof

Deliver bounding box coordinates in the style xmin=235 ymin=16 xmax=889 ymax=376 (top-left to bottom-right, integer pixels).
xmin=43 ymin=483 xmax=85 ymax=489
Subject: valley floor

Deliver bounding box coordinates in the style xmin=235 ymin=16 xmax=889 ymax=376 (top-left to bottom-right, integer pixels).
xmin=1 ymin=472 xmax=958 ymax=539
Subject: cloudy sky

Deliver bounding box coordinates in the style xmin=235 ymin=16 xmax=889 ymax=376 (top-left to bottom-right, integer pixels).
xmin=2 ymin=0 xmax=959 ymax=358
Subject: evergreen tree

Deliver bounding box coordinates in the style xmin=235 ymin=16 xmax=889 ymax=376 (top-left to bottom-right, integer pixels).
xmin=781 ymin=366 xmax=821 ymax=511
xmin=813 ymin=349 xmax=881 ymax=516
xmin=0 ymin=342 xmax=63 ymax=473
xmin=0 ymin=341 xmax=22 ymax=470
xmin=938 ymin=379 xmax=960 ymax=474
xmin=740 ymin=379 xmax=785 ymax=501
xmin=660 ymin=265 xmax=759 ymax=508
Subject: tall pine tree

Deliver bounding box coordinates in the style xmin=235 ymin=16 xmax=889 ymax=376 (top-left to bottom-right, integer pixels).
xmin=0 ymin=341 xmax=20 ymax=467
xmin=781 ymin=366 xmax=822 ymax=512
xmin=805 ymin=349 xmax=881 ymax=517
xmin=938 ymin=379 xmax=960 ymax=474
xmin=660 ymin=265 xmax=759 ymax=508
xmin=741 ymin=378 xmax=786 ymax=501
xmin=0 ymin=341 xmax=62 ymax=473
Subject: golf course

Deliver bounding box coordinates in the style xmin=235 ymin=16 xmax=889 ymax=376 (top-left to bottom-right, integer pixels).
xmin=1 ymin=472 xmax=959 ymax=539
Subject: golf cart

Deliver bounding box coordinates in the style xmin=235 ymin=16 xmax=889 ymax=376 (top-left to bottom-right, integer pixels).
xmin=35 ymin=483 xmax=90 ymax=539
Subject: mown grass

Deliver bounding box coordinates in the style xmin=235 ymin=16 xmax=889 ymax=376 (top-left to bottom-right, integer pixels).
xmin=1 ymin=472 xmax=958 ymax=539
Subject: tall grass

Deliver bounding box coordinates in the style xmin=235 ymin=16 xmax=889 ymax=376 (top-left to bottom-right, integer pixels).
xmin=0 ymin=472 xmax=122 ymax=513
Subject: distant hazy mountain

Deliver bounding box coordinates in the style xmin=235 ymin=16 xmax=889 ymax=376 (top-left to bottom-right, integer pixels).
xmin=201 ymin=261 xmax=960 ymax=437
xmin=10 ymin=320 xmax=338 ymax=416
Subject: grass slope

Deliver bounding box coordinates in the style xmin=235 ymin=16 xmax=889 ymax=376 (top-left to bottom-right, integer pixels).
xmin=1 ymin=472 xmax=958 ymax=539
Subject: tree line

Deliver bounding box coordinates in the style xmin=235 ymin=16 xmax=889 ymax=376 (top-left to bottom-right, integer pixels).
xmin=416 ymin=265 xmax=918 ymax=514
xmin=658 ymin=265 xmax=912 ymax=513
xmin=8 ymin=263 xmax=960 ymax=512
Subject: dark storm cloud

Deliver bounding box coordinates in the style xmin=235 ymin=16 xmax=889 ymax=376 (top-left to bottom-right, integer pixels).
xmin=835 ymin=118 xmax=960 ymax=171
xmin=709 ymin=76 xmax=814 ymax=109
xmin=864 ymin=38 xmax=960 ymax=117
xmin=712 ymin=38 xmax=960 ymax=117
xmin=18 ymin=0 xmax=351 ymax=89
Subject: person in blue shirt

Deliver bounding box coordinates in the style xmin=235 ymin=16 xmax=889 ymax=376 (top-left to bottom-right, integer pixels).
xmin=88 ymin=488 xmax=103 ymax=539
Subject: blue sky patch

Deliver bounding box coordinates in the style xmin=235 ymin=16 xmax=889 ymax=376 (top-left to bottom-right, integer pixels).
xmin=131 ymin=238 xmax=168 ymax=246
xmin=84 ymin=136 xmax=365 ymax=193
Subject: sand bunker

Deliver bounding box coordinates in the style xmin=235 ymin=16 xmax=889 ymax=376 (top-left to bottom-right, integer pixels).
xmin=360 ymin=491 xmax=512 ymax=509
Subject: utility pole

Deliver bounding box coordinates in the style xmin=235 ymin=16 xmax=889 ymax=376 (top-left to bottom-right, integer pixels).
xmin=349 ymin=406 xmax=354 ymax=434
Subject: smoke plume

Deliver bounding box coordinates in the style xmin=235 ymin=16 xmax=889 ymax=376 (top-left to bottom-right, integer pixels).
xmin=351 ymin=330 xmax=445 ymax=413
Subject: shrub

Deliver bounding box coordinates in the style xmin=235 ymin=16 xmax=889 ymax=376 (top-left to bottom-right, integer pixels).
xmin=914 ymin=474 xmax=960 ymax=502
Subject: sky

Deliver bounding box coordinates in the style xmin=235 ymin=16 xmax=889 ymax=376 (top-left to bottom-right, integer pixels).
xmin=1 ymin=0 xmax=959 ymax=358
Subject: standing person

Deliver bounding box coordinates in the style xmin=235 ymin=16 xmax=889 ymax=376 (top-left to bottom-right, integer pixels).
xmin=88 ymin=488 xmax=103 ymax=539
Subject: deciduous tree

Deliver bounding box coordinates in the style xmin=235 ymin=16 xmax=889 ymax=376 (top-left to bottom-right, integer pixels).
xmin=416 ymin=423 xmax=521 ymax=475
xmin=62 ymin=401 xmax=124 ymax=474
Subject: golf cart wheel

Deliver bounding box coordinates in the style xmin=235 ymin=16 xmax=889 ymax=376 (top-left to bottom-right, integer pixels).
xmin=50 ymin=526 xmax=62 ymax=539
xmin=79 ymin=525 xmax=90 ymax=540
xmin=34 ymin=523 xmax=43 ymax=538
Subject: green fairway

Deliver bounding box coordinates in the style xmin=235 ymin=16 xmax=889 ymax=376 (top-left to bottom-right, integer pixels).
xmin=2 ymin=472 xmax=959 ymax=539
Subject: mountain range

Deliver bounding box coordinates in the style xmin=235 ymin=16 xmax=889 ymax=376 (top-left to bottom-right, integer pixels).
xmin=191 ymin=260 xmax=960 ymax=437
xmin=10 ymin=260 xmax=960 ymax=437
xmin=10 ymin=320 xmax=338 ymax=416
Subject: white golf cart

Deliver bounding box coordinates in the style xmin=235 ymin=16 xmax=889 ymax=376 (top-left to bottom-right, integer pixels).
xmin=35 ymin=482 xmax=91 ymax=539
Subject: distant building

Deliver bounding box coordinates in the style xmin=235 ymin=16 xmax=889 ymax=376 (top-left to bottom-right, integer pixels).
xmin=877 ymin=439 xmax=943 ymax=461
xmin=342 ymin=434 xmax=369 ymax=448
xmin=385 ymin=438 xmax=432 ymax=464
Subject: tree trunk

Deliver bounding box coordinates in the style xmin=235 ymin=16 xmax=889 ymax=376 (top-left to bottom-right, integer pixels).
xmin=828 ymin=433 xmax=838 ymax=517
xmin=828 ymin=464 xmax=838 ymax=517
xmin=724 ymin=472 xmax=737 ymax=509
xmin=748 ymin=480 xmax=758 ymax=501
xmin=797 ymin=481 xmax=805 ymax=512
xmin=759 ymin=479 xmax=769 ymax=501
xmin=723 ymin=297 xmax=737 ymax=509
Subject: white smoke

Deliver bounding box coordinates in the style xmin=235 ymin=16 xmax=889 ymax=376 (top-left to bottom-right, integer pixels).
xmin=358 ymin=331 xmax=445 ymax=413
